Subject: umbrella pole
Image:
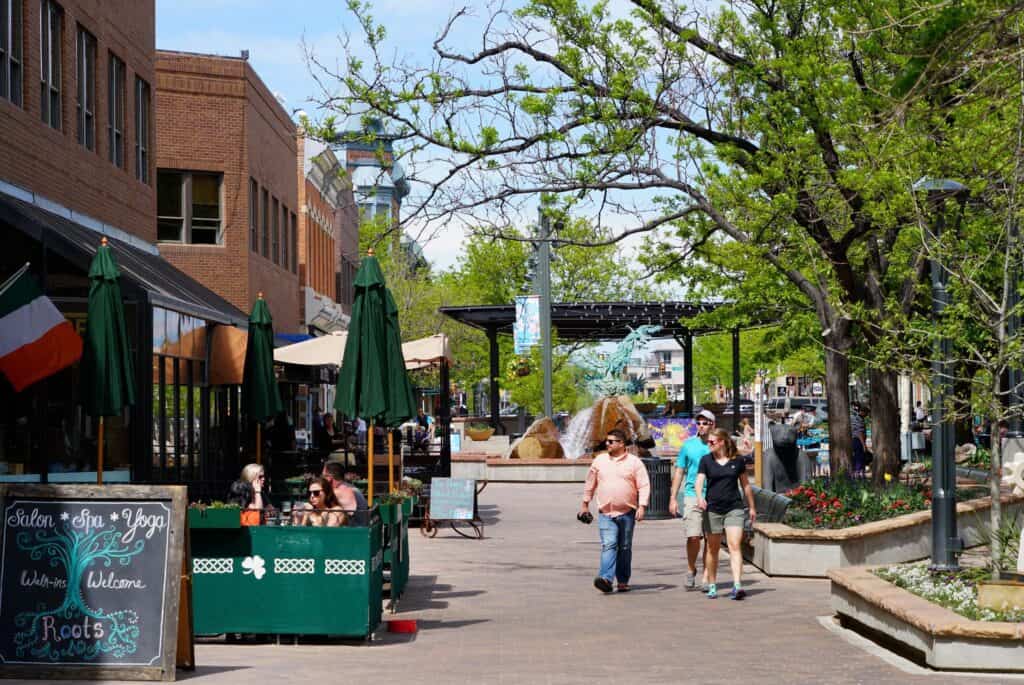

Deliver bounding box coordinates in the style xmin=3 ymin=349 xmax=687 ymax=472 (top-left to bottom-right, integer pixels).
xmin=256 ymin=423 xmax=262 ymax=465
xmin=97 ymin=416 xmax=104 ymax=485
xmin=367 ymin=420 xmax=374 ymax=501
xmin=388 ymin=430 xmax=395 ymax=493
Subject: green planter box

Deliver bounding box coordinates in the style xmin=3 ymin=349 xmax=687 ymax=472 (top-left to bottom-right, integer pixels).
xmin=375 ymin=500 xmax=402 ymax=525
xmin=187 ymin=507 xmax=241 ymax=529
xmin=401 ymin=496 xmax=416 ymax=517
xmin=191 ymin=524 xmax=383 ymax=638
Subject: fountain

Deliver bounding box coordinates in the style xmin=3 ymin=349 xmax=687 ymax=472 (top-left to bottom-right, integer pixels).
xmin=505 ymin=326 xmax=661 ymax=460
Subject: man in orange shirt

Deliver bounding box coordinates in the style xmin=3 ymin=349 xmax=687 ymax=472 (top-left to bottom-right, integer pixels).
xmin=580 ymin=428 xmax=651 ymax=593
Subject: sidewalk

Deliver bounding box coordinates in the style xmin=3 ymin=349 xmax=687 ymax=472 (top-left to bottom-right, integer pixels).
xmin=20 ymin=483 xmax=1012 ymax=684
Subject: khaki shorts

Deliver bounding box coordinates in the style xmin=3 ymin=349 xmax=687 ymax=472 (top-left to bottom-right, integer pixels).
xmin=682 ymin=497 xmax=704 ymax=538
xmin=705 ymin=508 xmax=747 ymax=535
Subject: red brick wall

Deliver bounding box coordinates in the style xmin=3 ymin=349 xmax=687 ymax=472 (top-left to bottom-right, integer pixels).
xmin=0 ymin=0 xmax=156 ymax=239
xmin=155 ymin=51 xmax=300 ymax=333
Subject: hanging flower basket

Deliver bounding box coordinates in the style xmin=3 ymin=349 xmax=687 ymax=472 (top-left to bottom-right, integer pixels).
xmin=507 ymin=356 xmax=532 ymax=380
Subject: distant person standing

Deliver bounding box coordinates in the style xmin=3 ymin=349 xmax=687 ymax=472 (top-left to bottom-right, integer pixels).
xmin=914 ymin=401 xmax=927 ymax=424
xmin=668 ymin=409 xmax=716 ymax=591
xmin=850 ymin=403 xmax=867 ymax=475
xmin=580 ymin=429 xmax=650 ymax=594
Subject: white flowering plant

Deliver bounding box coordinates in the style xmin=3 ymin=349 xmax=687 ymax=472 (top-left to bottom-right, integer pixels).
xmin=874 ymin=563 xmax=1024 ymax=622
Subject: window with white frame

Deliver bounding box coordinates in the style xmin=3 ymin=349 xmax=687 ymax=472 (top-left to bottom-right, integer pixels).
xmin=75 ymin=25 xmax=95 ymax=150
xmin=134 ymin=77 xmax=150 ymax=182
xmin=107 ymin=52 xmax=125 ymax=167
xmin=1 ymin=0 xmax=23 ymax=106
xmin=157 ymin=170 xmax=223 ymax=245
xmin=39 ymin=0 xmax=61 ymax=129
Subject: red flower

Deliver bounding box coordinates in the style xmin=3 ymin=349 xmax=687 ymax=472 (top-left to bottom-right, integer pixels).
xmin=814 ymin=516 xmax=822 ymax=525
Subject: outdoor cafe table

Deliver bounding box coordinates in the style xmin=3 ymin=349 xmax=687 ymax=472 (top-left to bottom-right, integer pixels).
xmin=189 ymin=512 xmax=383 ymax=639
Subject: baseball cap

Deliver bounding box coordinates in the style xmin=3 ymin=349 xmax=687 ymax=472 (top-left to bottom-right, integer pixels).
xmin=697 ymin=409 xmax=716 ymax=423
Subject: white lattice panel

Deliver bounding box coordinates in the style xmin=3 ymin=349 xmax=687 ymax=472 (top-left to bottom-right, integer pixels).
xmin=324 ymin=559 xmax=366 ymax=575
xmin=274 ymin=558 xmax=315 ymax=574
xmin=193 ymin=558 xmax=233 ymax=574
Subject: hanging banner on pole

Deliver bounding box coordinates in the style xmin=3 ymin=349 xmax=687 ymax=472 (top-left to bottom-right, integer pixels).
xmin=513 ymin=296 xmax=540 ymax=354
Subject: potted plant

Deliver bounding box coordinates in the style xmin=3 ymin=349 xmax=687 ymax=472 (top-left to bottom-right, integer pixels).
xmin=506 ymin=356 xmax=531 ymax=380
xmin=187 ymin=502 xmax=242 ymax=529
xmin=465 ymin=422 xmax=496 ymax=441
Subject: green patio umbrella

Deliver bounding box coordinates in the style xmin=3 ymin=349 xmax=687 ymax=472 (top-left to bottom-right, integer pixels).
xmin=81 ymin=237 xmax=136 ymax=485
xmin=335 ymin=249 xmax=416 ymax=497
xmin=242 ymin=293 xmax=282 ymax=465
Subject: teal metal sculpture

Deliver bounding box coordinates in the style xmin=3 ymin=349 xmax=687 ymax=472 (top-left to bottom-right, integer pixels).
xmin=577 ymin=325 xmax=661 ymax=397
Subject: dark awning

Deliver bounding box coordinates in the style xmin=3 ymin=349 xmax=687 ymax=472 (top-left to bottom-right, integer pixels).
xmin=0 ymin=193 xmax=247 ymax=326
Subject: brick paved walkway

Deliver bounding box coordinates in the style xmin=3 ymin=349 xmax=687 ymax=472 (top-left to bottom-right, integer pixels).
xmin=14 ymin=483 xmax=1015 ymax=684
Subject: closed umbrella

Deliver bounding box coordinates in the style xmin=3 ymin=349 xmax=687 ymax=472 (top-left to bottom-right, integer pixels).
xmin=335 ymin=249 xmax=415 ymax=498
xmin=80 ymin=237 xmax=135 ymax=485
xmin=383 ymin=288 xmax=416 ymax=490
xmin=242 ymin=293 xmax=282 ymax=465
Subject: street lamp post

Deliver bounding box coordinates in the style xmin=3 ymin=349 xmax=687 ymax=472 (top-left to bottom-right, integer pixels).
xmin=914 ymin=177 xmax=969 ymax=571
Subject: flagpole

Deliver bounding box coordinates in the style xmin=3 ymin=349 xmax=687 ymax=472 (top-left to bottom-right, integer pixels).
xmin=0 ymin=263 xmax=30 ymax=298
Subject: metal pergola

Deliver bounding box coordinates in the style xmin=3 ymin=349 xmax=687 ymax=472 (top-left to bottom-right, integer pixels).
xmin=439 ymin=301 xmax=751 ymax=428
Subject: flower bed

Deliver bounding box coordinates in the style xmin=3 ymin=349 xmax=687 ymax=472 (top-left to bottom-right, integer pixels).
xmin=874 ymin=563 xmax=1024 ymax=622
xmin=784 ymin=477 xmax=986 ymax=530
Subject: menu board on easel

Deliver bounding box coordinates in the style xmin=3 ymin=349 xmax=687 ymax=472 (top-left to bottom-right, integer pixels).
xmin=0 ymin=484 xmax=187 ymax=681
xmin=428 ymin=478 xmax=475 ymax=520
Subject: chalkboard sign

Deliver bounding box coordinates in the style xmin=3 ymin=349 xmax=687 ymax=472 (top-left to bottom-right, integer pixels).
xmin=428 ymin=478 xmax=475 ymax=521
xmin=0 ymin=484 xmax=187 ymax=681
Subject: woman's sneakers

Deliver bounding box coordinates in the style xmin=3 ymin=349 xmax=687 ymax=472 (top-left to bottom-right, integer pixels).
xmin=729 ymin=584 xmax=747 ymax=601
xmin=706 ymin=584 xmax=717 ymax=599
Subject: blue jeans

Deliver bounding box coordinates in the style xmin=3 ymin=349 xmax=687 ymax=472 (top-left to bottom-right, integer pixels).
xmin=598 ymin=511 xmax=636 ymax=584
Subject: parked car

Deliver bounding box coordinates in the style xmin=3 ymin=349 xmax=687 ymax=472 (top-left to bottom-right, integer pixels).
xmin=722 ymin=402 xmax=754 ymax=415
xmin=766 ymin=396 xmax=827 ymax=421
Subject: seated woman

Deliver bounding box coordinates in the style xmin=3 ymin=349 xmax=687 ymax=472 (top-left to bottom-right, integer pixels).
xmin=295 ymin=477 xmax=347 ymax=527
xmin=235 ymin=463 xmax=275 ymax=525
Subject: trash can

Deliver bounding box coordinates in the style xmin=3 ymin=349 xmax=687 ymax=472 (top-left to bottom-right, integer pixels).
xmin=641 ymin=456 xmax=673 ymax=520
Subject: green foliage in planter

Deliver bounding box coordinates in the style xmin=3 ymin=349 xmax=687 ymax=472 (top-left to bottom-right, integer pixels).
xmin=467 ymin=422 xmax=492 ymax=431
xmin=189 ymin=501 xmax=240 ymax=510
xmin=784 ymin=478 xmax=932 ymax=529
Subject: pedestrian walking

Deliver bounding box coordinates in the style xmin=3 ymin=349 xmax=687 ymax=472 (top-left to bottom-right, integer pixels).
xmin=695 ymin=428 xmax=757 ymax=600
xmin=668 ymin=409 xmax=715 ymax=590
xmin=580 ymin=429 xmax=650 ymax=594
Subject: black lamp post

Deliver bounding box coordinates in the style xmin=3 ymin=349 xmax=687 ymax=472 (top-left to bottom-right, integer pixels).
xmin=913 ymin=177 xmax=969 ymax=571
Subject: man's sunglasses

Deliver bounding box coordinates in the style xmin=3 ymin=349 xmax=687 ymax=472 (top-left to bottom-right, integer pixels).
xmin=696 ymin=420 xmax=713 ymax=425
xmin=606 ymin=438 xmax=623 ymax=443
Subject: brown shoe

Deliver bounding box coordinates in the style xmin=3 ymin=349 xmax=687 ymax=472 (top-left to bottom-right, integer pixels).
xmin=593 ymin=577 xmax=613 ymax=593
xmin=617 ymin=584 xmax=630 ymax=593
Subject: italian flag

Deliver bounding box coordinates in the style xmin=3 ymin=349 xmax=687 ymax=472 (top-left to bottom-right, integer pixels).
xmin=0 ymin=265 xmax=83 ymax=391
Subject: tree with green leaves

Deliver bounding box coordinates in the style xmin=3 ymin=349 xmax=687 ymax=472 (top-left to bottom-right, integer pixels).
xmin=311 ymin=0 xmax=1024 ymax=478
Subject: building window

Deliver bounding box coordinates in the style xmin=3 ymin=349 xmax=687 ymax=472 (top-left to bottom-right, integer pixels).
xmin=261 ymin=189 xmax=269 ymax=257
xmin=290 ymin=212 xmax=297 ymax=273
xmin=39 ymin=0 xmax=61 ymax=129
xmin=1 ymin=0 xmax=23 ymax=106
xmin=134 ymin=77 xmax=150 ymax=182
xmin=75 ymin=25 xmax=95 ymax=150
xmin=271 ymin=197 xmax=280 ymax=264
xmin=107 ymin=53 xmax=125 ymax=168
xmin=249 ymin=178 xmax=258 ymax=252
xmin=157 ymin=170 xmax=223 ymax=244
xmin=280 ymin=203 xmax=289 ymax=269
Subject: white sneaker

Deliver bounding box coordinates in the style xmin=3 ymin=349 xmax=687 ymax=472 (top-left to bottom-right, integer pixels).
xmin=685 ymin=572 xmax=696 ymax=590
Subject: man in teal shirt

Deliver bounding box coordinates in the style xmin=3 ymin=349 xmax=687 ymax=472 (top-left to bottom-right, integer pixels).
xmin=668 ymin=409 xmax=715 ymax=590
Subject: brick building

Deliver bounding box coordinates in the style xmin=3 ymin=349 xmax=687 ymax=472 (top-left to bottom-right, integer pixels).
xmin=296 ymin=133 xmax=359 ymax=333
xmin=0 ymin=1 xmax=246 ymax=490
xmin=154 ymin=49 xmax=301 ymax=333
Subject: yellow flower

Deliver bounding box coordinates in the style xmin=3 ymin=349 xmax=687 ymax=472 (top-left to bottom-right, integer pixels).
xmin=884 ymin=473 xmax=892 ymax=482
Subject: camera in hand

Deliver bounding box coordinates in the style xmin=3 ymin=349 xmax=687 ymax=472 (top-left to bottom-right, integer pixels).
xmin=577 ymin=511 xmax=594 ymax=525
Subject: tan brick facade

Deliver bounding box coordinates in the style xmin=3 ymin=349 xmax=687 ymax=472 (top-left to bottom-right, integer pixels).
xmin=0 ymin=0 xmax=156 ymax=237
xmin=155 ymin=50 xmax=300 ymax=332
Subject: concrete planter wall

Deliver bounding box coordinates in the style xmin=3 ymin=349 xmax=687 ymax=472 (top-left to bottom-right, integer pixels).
xmin=452 ymin=454 xmax=594 ymax=482
xmin=830 ymin=566 xmax=1024 ymax=672
xmin=745 ymin=494 xmax=1024 ymax=578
